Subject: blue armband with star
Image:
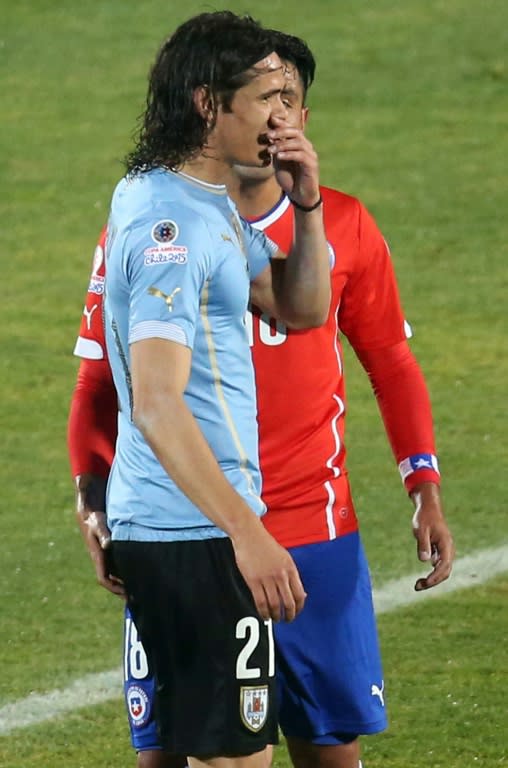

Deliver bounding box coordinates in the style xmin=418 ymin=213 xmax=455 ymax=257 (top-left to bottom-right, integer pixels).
xmin=398 ymin=453 xmax=440 ymax=481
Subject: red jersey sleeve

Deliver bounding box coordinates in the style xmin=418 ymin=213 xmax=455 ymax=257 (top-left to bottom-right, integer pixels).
xmin=73 ymin=227 xmax=108 ymax=360
xmin=67 ymin=356 xmax=117 ymax=479
xmin=68 ymin=226 xmax=117 ymax=479
xmin=357 ymin=341 xmax=440 ymax=493
xmin=337 ymin=203 xmax=440 ymax=492
xmin=338 ymin=203 xmax=407 ymax=351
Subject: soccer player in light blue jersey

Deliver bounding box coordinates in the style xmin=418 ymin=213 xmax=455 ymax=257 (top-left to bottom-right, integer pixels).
xmin=97 ymin=11 xmax=330 ymax=768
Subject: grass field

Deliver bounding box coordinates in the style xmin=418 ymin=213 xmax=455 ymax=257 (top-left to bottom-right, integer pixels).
xmin=1 ymin=1 xmax=507 ymax=766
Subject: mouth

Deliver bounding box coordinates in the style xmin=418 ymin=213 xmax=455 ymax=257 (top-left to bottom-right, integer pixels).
xmin=258 ymin=134 xmax=273 ymax=165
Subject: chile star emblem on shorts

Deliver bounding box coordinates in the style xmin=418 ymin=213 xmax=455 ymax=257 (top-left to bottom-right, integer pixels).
xmin=239 ymin=685 xmax=269 ymax=732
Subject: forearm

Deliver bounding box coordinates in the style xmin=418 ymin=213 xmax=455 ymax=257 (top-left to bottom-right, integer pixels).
xmin=273 ymin=205 xmax=330 ymax=328
xmin=75 ymin=473 xmax=108 ymax=517
xmin=74 ymin=472 xmax=110 ymax=547
xmin=133 ymin=393 xmax=262 ymax=539
xmin=67 ymin=358 xmax=117 ymax=478
xmin=357 ymin=341 xmax=440 ymax=493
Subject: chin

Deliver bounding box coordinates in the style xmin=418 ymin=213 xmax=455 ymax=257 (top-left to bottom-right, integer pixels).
xmin=233 ymin=164 xmax=274 ymax=182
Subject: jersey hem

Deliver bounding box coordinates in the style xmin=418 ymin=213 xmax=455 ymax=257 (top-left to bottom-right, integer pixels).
xmin=111 ymin=524 xmax=229 ymax=542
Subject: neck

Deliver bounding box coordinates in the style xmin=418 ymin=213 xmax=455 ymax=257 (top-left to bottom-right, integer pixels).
xmin=180 ymin=152 xmax=227 ymax=186
xmin=228 ymin=175 xmax=283 ymax=220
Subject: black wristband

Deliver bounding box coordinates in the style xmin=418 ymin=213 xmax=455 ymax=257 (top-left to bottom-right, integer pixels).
xmin=289 ymin=195 xmax=323 ymax=212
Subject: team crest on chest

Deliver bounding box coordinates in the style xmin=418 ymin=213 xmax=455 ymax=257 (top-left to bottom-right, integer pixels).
xmin=240 ymin=685 xmax=269 ymax=732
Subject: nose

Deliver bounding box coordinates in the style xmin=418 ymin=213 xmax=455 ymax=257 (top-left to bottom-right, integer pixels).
xmin=269 ymin=96 xmax=288 ymax=126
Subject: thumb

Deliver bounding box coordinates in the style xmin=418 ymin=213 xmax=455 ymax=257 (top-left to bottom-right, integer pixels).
xmin=417 ymin=530 xmax=432 ymax=562
xmin=413 ymin=511 xmax=431 ymax=562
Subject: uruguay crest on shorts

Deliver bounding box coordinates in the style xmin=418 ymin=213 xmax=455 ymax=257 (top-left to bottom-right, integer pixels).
xmin=240 ymin=685 xmax=269 ymax=732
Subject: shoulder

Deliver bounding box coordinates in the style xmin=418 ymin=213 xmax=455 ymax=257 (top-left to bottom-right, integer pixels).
xmin=320 ymin=185 xmax=362 ymax=214
xmin=320 ymin=185 xmax=383 ymax=241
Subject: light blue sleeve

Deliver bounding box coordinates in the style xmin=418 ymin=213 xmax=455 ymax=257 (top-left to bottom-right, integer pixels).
xmin=124 ymin=203 xmax=211 ymax=349
xmin=240 ymin=218 xmax=279 ymax=281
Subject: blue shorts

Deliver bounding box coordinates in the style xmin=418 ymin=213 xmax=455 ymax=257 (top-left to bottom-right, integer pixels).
xmin=275 ymin=532 xmax=387 ymax=744
xmin=123 ymin=607 xmax=161 ymax=752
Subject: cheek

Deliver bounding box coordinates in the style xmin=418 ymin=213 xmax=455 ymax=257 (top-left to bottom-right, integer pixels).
xmin=286 ymin=111 xmax=304 ymax=129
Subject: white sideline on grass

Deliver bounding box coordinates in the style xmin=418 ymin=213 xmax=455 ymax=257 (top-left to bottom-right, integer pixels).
xmin=1 ymin=543 xmax=507 ymax=736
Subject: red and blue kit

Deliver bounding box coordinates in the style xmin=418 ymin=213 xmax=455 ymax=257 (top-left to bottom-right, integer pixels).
xmin=249 ymin=188 xmax=438 ymax=549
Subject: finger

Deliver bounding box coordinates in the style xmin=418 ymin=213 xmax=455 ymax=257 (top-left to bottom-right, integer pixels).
xmin=275 ymin=578 xmax=297 ymax=623
xmin=268 ymin=139 xmax=314 ymax=157
xmin=104 ymin=577 xmax=128 ymax=598
xmin=94 ymin=552 xmax=126 ymax=597
xmin=267 ymin=124 xmax=300 ymax=140
xmin=98 ymin=575 xmax=127 ymax=597
xmin=428 ymin=554 xmax=454 ymax=587
xmin=414 ymin=526 xmax=432 ymax=562
xmin=262 ymin=580 xmax=283 ymax=623
xmin=286 ymin=569 xmax=306 ymax=619
xmin=435 ymin=532 xmax=456 ymax=566
xmin=414 ymin=554 xmax=453 ymax=591
xmin=247 ymin=580 xmax=270 ymax=622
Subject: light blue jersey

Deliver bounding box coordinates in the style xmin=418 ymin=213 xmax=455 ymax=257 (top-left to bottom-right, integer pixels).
xmin=104 ymin=169 xmax=278 ymax=541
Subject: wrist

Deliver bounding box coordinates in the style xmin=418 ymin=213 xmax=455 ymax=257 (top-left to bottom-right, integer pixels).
xmin=410 ymin=480 xmax=441 ymax=504
xmin=228 ymin=509 xmax=265 ymax=544
xmin=289 ymin=195 xmax=322 ymax=213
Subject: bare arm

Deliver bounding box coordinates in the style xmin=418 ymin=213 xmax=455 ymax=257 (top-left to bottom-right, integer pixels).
xmin=250 ymin=117 xmax=330 ymax=328
xmin=131 ymin=337 xmax=306 ymax=622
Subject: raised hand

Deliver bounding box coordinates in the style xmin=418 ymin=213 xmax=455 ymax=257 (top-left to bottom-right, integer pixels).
xmin=267 ymin=115 xmax=320 ymax=209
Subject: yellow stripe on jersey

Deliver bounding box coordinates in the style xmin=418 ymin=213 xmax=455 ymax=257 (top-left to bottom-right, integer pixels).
xmin=200 ymin=279 xmax=261 ymax=504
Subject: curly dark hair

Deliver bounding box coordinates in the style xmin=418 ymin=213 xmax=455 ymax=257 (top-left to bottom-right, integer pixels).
xmin=125 ymin=11 xmax=278 ymax=174
xmin=270 ymin=30 xmax=316 ymax=104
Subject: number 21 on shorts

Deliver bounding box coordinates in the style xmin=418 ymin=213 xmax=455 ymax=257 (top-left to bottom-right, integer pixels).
xmin=236 ymin=618 xmax=275 ymax=679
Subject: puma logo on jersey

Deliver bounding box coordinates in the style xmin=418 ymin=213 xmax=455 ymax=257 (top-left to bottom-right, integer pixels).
xmin=83 ymin=303 xmax=99 ymax=330
xmin=148 ymin=286 xmax=181 ymax=312
xmin=371 ymin=681 xmax=385 ymax=706
xmin=221 ymin=233 xmax=233 ymax=243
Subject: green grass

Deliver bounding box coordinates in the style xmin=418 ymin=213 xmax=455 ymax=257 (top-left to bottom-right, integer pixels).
xmin=2 ymin=581 xmax=507 ymax=768
xmin=1 ymin=0 xmax=507 ymax=765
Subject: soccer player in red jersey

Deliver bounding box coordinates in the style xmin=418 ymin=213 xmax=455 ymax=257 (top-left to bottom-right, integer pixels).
xmin=68 ymin=31 xmax=454 ymax=768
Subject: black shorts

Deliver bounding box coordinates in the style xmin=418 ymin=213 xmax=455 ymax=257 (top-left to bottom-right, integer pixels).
xmin=112 ymin=537 xmax=278 ymax=757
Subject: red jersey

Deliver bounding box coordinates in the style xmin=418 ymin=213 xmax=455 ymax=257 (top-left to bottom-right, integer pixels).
xmin=248 ymin=189 xmax=407 ymax=546
xmin=72 ymin=188 xmax=438 ymax=548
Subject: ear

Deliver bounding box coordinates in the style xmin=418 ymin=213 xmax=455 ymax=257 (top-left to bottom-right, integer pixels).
xmin=193 ymin=85 xmax=215 ymax=125
xmin=301 ymin=106 xmax=309 ymax=127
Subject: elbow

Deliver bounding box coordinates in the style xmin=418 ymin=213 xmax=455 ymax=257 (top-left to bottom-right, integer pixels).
xmin=132 ymin=388 xmax=182 ymax=439
xmin=284 ymin=294 xmax=331 ymax=330
xmin=132 ymin=397 xmax=158 ymax=439
xmin=308 ymin=302 xmax=330 ymax=328
xmin=286 ymin=312 xmax=327 ymax=330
